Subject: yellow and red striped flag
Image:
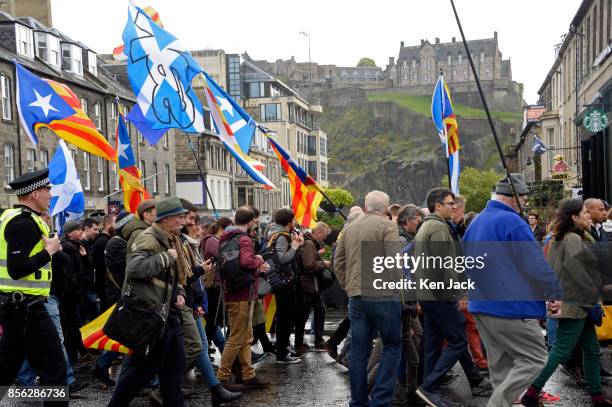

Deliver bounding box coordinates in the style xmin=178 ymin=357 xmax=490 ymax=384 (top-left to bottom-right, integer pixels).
xmin=267 ymin=136 xmax=323 ymax=228
xmin=80 ymin=304 xmax=131 ymax=354
xmin=117 ymin=114 xmax=150 ymax=213
xmin=37 ymin=80 xmax=117 ymax=162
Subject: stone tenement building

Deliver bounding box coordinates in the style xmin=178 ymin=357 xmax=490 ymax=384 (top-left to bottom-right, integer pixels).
xmin=0 ymin=11 xmax=176 ymax=212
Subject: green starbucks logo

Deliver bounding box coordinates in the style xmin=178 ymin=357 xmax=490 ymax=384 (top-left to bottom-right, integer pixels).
xmin=583 ymin=109 xmax=609 ymax=132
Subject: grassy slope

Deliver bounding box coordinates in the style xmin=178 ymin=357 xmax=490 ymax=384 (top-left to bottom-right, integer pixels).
xmin=367 ymin=93 xmax=523 ymax=122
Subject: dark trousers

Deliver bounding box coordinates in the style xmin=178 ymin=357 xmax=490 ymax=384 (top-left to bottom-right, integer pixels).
xmin=60 ymin=299 xmax=85 ymax=363
xmin=295 ymin=291 xmax=326 ymax=345
xmin=252 ymin=323 xmax=275 ymax=353
xmin=420 ymin=301 xmax=481 ymax=393
xmin=274 ymin=285 xmax=297 ymax=359
xmin=0 ymin=300 xmax=67 ymax=407
xmin=205 ymin=285 xmax=223 ymax=343
xmin=109 ymin=316 xmax=185 ymax=407
xmin=329 ymin=316 xmax=351 ymax=347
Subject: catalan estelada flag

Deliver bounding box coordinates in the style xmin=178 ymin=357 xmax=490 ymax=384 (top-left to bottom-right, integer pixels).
xmin=267 ymin=136 xmax=323 ymax=228
xmin=432 ymin=75 xmax=460 ymax=194
xmin=116 ymin=114 xmax=150 ymax=213
xmin=80 ymin=304 xmax=131 ymax=354
xmin=15 ymin=62 xmax=116 ymax=162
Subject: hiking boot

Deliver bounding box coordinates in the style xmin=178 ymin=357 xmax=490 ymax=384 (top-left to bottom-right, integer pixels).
xmin=92 ymin=365 xmax=115 ymax=387
xmin=276 ymin=355 xmax=302 ymax=364
xmin=470 ymin=377 xmax=493 ymax=397
xmin=219 ymin=379 xmax=245 ymax=392
xmin=210 ymin=383 xmax=241 ymax=406
xmin=243 ymin=375 xmax=270 ymax=389
xmin=325 ymin=340 xmax=338 ymax=359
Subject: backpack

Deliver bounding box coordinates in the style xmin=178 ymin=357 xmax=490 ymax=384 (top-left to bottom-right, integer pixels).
xmin=218 ymin=233 xmax=255 ymax=293
xmin=259 ymin=232 xmax=293 ymax=292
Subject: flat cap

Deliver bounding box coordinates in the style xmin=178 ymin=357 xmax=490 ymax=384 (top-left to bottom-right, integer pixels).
xmin=495 ymin=173 xmax=529 ymax=196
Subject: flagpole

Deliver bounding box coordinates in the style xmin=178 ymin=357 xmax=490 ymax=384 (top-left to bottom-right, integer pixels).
xmin=186 ymin=133 xmax=219 ymax=218
xmin=449 ymin=0 xmax=524 ymax=214
xmin=439 ymin=70 xmax=452 ymax=191
xmin=319 ymin=189 xmax=348 ymax=220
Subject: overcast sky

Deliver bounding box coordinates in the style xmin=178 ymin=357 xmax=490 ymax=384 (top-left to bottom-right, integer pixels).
xmin=51 ymin=0 xmax=581 ymax=104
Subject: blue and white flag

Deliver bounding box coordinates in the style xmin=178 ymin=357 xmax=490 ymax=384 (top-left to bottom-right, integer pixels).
xmin=15 ymin=62 xmax=76 ymax=145
xmin=49 ymin=140 xmax=84 ymax=233
xmin=202 ymin=71 xmax=257 ymax=153
xmin=532 ymin=135 xmax=548 ymax=156
xmin=122 ymin=4 xmax=205 ymax=134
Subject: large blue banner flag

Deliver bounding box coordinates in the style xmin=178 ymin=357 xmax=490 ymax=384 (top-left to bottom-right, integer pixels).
xmin=122 ymin=4 xmax=205 ymax=134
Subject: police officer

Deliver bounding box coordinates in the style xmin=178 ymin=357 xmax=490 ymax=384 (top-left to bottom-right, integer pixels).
xmin=0 ymin=168 xmax=67 ymax=406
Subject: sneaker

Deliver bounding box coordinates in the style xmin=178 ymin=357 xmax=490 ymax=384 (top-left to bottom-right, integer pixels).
xmin=92 ymin=365 xmax=115 ymax=387
xmin=68 ymin=380 xmax=89 ymax=395
xmin=415 ymin=387 xmax=461 ymax=407
xmin=471 ymin=377 xmax=493 ymax=397
xmin=313 ymin=342 xmax=327 ymax=352
xmin=325 ymin=340 xmax=338 ymax=359
xmin=243 ymin=375 xmax=270 ymax=389
xmin=219 ymin=379 xmax=245 ymax=392
xmin=295 ymin=343 xmax=311 ymax=354
xmin=520 ymin=393 xmax=543 ymax=407
xmin=277 ymin=355 xmax=302 ymax=364
xmin=251 ymin=352 xmax=268 ymax=364
xmin=539 ymin=391 xmax=560 ymax=404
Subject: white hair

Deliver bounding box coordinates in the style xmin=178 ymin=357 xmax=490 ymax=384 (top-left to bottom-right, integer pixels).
xmin=364 ymin=190 xmax=390 ymax=215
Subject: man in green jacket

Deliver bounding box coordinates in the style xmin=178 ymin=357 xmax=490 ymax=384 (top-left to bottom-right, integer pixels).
xmin=108 ymin=197 xmax=188 ymax=407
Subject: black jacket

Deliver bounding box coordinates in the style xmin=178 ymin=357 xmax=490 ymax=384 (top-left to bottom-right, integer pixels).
xmin=93 ymin=232 xmax=111 ymax=296
xmin=104 ymin=235 xmax=128 ymax=305
xmin=60 ymin=239 xmax=91 ymax=303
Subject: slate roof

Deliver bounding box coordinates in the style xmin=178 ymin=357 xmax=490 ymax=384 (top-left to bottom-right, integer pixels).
xmin=398 ymin=37 xmax=498 ymax=62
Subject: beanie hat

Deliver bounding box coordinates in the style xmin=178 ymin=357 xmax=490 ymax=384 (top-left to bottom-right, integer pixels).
xmin=115 ymin=211 xmax=134 ymax=231
xmin=63 ymin=221 xmax=82 ymax=236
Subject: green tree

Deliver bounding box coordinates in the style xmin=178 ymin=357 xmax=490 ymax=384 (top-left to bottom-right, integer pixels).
xmin=323 ymin=187 xmax=354 ymax=208
xmin=357 ymin=57 xmax=376 ymax=67
xmin=441 ymin=167 xmax=502 ymax=212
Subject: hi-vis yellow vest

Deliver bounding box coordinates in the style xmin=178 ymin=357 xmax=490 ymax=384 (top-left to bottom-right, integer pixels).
xmin=0 ymin=208 xmax=51 ymax=296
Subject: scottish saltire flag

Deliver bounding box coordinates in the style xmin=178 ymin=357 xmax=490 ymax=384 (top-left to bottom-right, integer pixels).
xmin=122 ymin=4 xmax=205 ymax=134
xmin=49 ymin=140 xmax=85 ymax=234
xmin=267 ymin=136 xmax=323 ymax=228
xmin=113 ymin=6 xmax=163 ymax=61
xmin=202 ymin=75 xmax=275 ymax=189
xmin=432 ymin=75 xmax=460 ymax=194
xmin=125 ymin=103 xmax=167 ymax=145
xmin=532 ymin=135 xmax=548 ymax=156
xmin=202 ymin=71 xmax=256 ymax=153
xmin=117 ymin=114 xmax=150 ymax=213
xmin=15 ymin=62 xmax=76 ymax=145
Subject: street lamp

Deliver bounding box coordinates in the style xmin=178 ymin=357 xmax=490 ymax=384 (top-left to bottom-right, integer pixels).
xmin=299 ymin=30 xmax=312 ymax=102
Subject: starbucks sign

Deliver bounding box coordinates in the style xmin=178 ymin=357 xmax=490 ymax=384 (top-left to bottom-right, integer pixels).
xmin=583 ymin=108 xmax=609 ymax=132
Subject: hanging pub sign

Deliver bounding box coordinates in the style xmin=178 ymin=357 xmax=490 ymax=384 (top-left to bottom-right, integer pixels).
xmin=583 ymin=108 xmax=609 ymax=132
xmin=551 ymin=155 xmax=570 ymax=180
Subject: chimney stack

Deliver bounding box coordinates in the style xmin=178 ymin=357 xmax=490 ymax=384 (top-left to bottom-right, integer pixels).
xmin=494 ymin=31 xmax=498 ymax=40
xmin=400 ymin=41 xmax=404 ymax=48
xmin=452 ymin=37 xmax=456 ymax=43
xmin=389 ymin=57 xmax=395 ymax=66
xmin=435 ymin=37 xmax=440 ymax=45
xmin=421 ymin=39 xmax=425 ymax=46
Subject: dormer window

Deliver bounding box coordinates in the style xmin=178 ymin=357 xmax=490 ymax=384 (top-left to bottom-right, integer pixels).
xmin=15 ymin=24 xmax=34 ymax=58
xmin=88 ymin=51 xmax=97 ymax=76
xmin=36 ymin=33 xmax=60 ymax=67
xmin=61 ymin=43 xmax=83 ymax=75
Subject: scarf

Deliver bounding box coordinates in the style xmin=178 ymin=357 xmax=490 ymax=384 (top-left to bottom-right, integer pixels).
xmin=153 ymin=224 xmax=193 ymax=286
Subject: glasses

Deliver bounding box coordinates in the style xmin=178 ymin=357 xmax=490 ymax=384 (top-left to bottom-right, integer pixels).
xmin=441 ymin=201 xmax=456 ymax=206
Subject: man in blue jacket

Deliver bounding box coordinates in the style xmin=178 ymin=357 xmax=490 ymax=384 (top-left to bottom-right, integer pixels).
xmin=463 ymin=173 xmax=563 ymax=407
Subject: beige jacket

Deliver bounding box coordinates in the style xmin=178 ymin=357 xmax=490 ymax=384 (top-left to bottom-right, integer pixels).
xmin=334 ymin=213 xmax=400 ymax=297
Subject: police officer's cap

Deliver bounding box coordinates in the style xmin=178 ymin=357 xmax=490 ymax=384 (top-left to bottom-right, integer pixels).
xmin=9 ymin=168 xmax=50 ymax=196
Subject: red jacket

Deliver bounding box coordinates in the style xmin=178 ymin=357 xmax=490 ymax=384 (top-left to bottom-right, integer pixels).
xmin=219 ymin=227 xmax=263 ymax=302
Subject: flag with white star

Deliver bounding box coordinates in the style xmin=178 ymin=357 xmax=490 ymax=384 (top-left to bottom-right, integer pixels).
xmin=15 ymin=62 xmax=76 ymax=144
xmin=116 ymin=113 xmax=150 ymax=213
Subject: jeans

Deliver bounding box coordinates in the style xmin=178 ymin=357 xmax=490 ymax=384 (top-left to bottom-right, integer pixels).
xmin=195 ymin=315 xmax=220 ymax=387
xmin=18 ymin=296 xmax=75 ymax=386
xmin=97 ymin=351 xmax=120 ymax=370
xmin=214 ymin=326 xmax=226 ymax=353
xmin=348 ymin=297 xmax=402 ymax=407
xmin=420 ymin=302 xmax=481 ymax=393
xmin=546 ymin=318 xmax=558 ymax=349
xmin=296 ymin=292 xmax=326 ymax=346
